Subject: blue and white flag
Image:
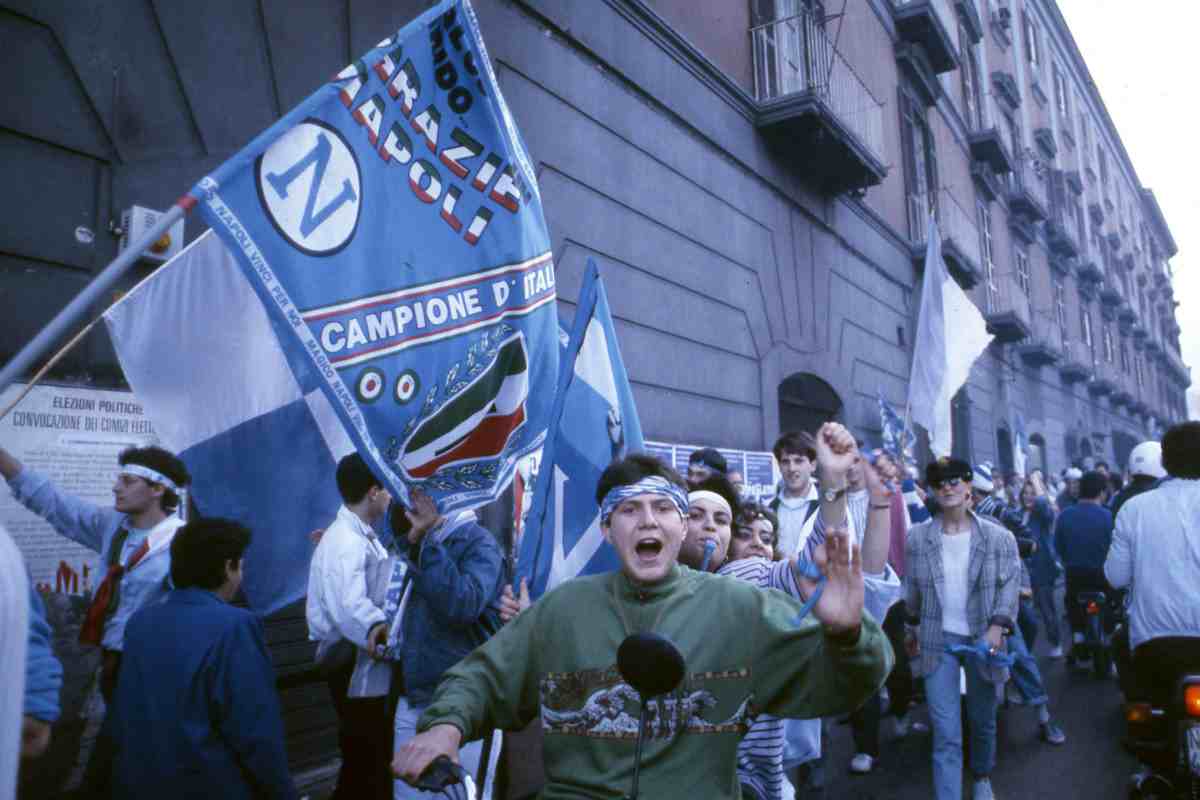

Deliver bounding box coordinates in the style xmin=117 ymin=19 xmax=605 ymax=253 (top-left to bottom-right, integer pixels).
xmin=878 ymin=391 xmax=915 ymax=468
xmin=104 ymin=232 xmax=355 ymax=615
xmin=189 ymin=0 xmax=557 ymax=512
xmin=518 ymin=260 xmax=643 ymax=598
xmin=908 ymin=216 xmax=994 ymax=457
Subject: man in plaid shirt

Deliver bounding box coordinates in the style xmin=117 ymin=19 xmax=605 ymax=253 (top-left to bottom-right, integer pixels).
xmin=903 ymin=457 xmax=1021 ymax=800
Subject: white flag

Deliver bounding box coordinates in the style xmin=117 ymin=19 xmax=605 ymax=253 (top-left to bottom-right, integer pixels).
xmin=908 ymin=216 xmax=994 ymax=457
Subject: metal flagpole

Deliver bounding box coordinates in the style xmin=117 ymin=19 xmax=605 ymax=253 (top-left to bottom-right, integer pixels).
xmin=0 ymin=198 xmax=193 ymax=395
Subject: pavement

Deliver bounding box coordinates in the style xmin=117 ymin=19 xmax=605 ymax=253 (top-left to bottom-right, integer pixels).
xmin=822 ymin=641 xmax=1137 ymax=799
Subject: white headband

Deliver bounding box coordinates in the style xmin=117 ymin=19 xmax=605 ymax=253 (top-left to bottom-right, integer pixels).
xmin=688 ymin=490 xmax=732 ymax=517
xmin=120 ymin=464 xmax=180 ymax=493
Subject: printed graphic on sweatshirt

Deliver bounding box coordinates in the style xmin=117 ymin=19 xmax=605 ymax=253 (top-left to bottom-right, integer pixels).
xmin=540 ymin=665 xmax=754 ymax=738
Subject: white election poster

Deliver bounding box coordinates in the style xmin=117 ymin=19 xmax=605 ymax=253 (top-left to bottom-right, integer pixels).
xmin=1 ymin=382 xmax=159 ymax=589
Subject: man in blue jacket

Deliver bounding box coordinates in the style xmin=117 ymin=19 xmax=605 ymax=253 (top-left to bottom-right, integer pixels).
xmin=1054 ymin=471 xmax=1115 ymax=663
xmin=110 ymin=518 xmax=296 ymax=800
xmin=389 ymin=490 xmax=504 ymax=798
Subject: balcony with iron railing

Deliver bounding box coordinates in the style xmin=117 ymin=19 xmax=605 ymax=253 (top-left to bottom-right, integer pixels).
xmin=1099 ymin=277 xmax=1123 ymax=309
xmin=1018 ymin=310 xmax=1065 ymax=367
xmin=1008 ymin=150 xmax=1049 ymax=222
xmin=966 ymin=92 xmax=1015 ymax=175
xmin=891 ymin=0 xmax=960 ymax=73
xmin=907 ymin=188 xmax=983 ymax=287
xmin=1163 ymin=345 xmax=1192 ymax=385
xmin=752 ymin=11 xmax=887 ymax=193
xmin=1117 ymin=297 xmax=1137 ymax=328
xmin=1046 ymin=170 xmax=1081 ymax=258
xmin=1088 ymin=356 xmax=1118 ymax=396
xmin=1059 ymin=338 xmax=1093 ymax=384
xmin=1076 ymin=232 xmax=1104 ymax=284
xmin=982 ymin=272 xmax=1032 ymax=343
xmin=1155 ymin=260 xmax=1172 ymax=286
xmin=1111 ymin=367 xmax=1134 ymax=408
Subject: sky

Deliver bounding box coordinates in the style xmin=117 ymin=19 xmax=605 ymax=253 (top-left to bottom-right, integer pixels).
xmin=1054 ymin=0 xmax=1199 ymax=419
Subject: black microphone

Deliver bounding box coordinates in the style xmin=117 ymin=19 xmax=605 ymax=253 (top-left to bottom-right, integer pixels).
xmin=617 ymin=633 xmax=686 ymax=800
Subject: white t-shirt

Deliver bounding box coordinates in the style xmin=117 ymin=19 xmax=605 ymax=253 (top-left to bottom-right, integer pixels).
xmin=941 ymin=532 xmax=973 ymax=636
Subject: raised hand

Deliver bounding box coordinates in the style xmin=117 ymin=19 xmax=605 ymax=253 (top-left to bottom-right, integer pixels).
xmin=405 ymin=489 xmax=443 ymax=544
xmin=861 ymin=456 xmax=894 ymax=504
xmin=815 ymin=422 xmax=857 ymax=480
xmin=798 ymin=527 xmax=864 ymax=635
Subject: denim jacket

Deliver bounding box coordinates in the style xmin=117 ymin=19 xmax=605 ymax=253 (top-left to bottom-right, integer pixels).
xmin=398 ymin=510 xmax=504 ymax=706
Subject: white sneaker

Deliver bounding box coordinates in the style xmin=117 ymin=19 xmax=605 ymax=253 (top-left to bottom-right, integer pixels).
xmin=849 ymin=753 xmax=874 ymax=774
xmin=1049 ymin=645 xmax=1064 ymax=658
xmin=972 ymin=777 xmax=996 ymax=800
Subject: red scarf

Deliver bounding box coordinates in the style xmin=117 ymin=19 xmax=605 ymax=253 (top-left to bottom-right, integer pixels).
xmin=79 ymin=532 xmax=150 ymax=647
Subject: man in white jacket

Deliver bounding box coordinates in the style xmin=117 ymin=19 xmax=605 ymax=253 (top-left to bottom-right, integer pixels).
xmin=307 ymin=453 xmax=393 ymax=800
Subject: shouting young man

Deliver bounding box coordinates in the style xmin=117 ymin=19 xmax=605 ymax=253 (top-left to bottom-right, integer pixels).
xmin=393 ymin=447 xmax=892 ymax=797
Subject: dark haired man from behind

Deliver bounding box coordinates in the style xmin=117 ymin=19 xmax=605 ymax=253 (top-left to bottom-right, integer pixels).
xmin=1053 ymin=470 xmax=1114 ymax=665
xmin=306 ymin=453 xmax=393 ymax=800
xmin=110 ymin=518 xmax=296 ymax=800
xmin=1106 ymin=422 xmax=1200 ymax=719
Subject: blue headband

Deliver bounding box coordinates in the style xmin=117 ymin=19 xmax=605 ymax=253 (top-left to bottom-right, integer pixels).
xmin=599 ymin=476 xmax=689 ymax=524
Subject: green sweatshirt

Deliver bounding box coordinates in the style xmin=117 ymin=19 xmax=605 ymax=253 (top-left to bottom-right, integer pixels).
xmin=418 ymin=565 xmax=893 ymax=799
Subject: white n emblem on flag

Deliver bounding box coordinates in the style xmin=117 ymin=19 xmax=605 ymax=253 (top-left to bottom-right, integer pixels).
xmin=258 ymin=120 xmax=362 ymax=255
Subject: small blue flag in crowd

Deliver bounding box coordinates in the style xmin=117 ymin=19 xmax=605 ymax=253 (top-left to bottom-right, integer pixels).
xmin=518 ymin=260 xmax=644 ymax=599
xmin=190 ymin=0 xmax=557 ymax=512
xmin=877 ymin=391 xmax=915 ymax=470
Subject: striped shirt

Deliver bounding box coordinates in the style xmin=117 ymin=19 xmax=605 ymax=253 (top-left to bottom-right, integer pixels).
xmin=717 ymin=557 xmax=803 ymax=800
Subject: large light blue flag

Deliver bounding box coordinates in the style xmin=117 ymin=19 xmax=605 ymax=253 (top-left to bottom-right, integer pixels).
xmin=518 ymin=260 xmax=643 ymax=598
xmin=104 ymin=232 xmax=355 ymax=615
xmin=189 ymin=0 xmax=557 ymax=512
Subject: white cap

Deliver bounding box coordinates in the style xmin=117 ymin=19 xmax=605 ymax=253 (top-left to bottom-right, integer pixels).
xmin=1128 ymin=441 xmax=1166 ymax=479
xmin=1064 ymin=467 xmax=1083 ymax=480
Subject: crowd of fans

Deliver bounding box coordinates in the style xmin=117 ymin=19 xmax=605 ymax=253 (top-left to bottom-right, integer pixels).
xmin=4 ymin=419 xmax=1199 ymax=800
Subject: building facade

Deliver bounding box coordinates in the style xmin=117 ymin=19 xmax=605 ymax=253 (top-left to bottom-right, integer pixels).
xmin=0 ymin=0 xmax=1191 ymax=783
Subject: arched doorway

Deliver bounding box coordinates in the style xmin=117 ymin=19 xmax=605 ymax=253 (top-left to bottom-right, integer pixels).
xmin=777 ymin=373 xmax=842 ymax=435
xmin=996 ymin=427 xmax=1014 ymax=475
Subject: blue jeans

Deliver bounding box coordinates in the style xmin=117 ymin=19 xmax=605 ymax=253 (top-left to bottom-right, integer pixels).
xmin=924 ymin=632 xmax=1000 ymax=800
xmin=1007 ymin=623 xmax=1049 ymax=707
xmin=1032 ymin=582 xmax=1061 ymax=647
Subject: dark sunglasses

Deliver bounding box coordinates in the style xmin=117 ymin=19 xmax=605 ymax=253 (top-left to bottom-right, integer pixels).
xmin=931 ymin=476 xmax=967 ymax=490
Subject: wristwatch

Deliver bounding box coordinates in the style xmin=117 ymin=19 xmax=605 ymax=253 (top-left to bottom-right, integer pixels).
xmin=822 ymin=484 xmax=848 ymax=503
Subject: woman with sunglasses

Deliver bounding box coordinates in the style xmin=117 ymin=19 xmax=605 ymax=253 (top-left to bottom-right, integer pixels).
xmin=903 ymin=457 xmax=1021 ymax=800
